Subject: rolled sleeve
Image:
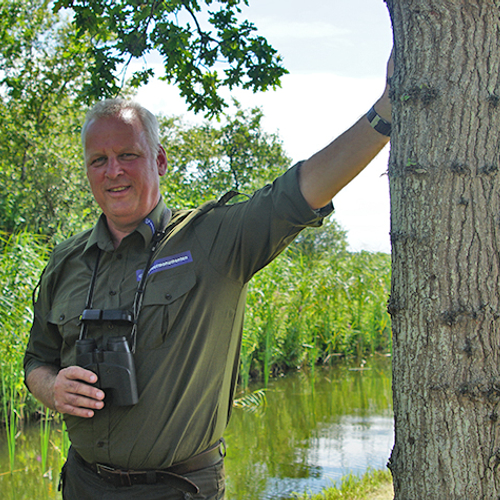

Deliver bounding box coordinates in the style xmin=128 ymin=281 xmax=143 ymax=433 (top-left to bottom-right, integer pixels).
xmin=23 ymin=264 xmax=62 ymax=383
xmin=192 ymin=162 xmax=334 ymax=283
xmin=285 ymin=161 xmax=334 ymax=223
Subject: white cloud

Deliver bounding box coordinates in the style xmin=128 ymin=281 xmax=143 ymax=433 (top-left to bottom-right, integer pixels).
xmin=255 ymin=19 xmax=351 ymax=41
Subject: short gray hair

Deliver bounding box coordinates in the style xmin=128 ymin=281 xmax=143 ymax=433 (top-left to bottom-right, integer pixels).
xmin=81 ymin=99 xmax=160 ymax=156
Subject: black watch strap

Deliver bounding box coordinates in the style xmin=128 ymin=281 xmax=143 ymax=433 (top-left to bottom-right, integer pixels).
xmin=366 ymin=106 xmax=391 ymax=137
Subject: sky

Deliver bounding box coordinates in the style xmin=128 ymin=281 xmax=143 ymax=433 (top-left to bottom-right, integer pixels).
xmin=134 ymin=0 xmax=394 ymax=253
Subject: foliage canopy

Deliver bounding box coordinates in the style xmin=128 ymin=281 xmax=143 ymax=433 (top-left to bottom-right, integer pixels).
xmin=52 ymin=0 xmax=288 ymax=116
xmin=159 ymin=101 xmax=291 ymax=208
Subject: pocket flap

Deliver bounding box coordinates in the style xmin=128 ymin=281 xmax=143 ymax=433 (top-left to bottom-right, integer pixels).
xmin=142 ymin=269 xmax=196 ymax=306
xmin=47 ymin=301 xmax=82 ymax=326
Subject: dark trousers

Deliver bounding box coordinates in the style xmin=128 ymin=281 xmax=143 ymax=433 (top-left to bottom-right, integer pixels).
xmin=60 ymin=447 xmax=225 ymax=500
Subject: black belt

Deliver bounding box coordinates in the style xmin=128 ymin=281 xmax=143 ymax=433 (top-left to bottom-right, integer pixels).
xmin=75 ymin=439 xmax=226 ymax=494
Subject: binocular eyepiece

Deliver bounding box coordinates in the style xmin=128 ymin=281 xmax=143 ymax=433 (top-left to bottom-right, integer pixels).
xmin=76 ymin=336 xmax=139 ymax=406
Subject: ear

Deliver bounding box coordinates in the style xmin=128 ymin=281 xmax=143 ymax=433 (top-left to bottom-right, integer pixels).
xmin=156 ymin=145 xmax=168 ymax=177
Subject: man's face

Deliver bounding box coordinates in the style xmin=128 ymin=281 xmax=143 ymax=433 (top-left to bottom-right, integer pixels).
xmin=84 ymin=113 xmax=167 ymax=235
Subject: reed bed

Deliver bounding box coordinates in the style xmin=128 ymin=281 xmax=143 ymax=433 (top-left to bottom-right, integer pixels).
xmin=242 ymin=230 xmax=391 ymax=388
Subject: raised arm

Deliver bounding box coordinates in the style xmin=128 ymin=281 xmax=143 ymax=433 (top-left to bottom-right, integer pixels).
xmin=299 ymin=50 xmax=393 ymax=209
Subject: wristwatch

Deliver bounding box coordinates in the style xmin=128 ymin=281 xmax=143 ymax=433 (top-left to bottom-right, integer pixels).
xmin=366 ymin=106 xmax=391 ymax=137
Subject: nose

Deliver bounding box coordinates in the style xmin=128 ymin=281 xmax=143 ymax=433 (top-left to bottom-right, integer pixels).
xmin=105 ymin=156 xmax=123 ymax=179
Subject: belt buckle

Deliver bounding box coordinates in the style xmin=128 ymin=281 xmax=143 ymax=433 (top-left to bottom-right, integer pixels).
xmin=96 ymin=463 xmax=116 ymax=474
xmin=96 ymin=463 xmax=133 ymax=487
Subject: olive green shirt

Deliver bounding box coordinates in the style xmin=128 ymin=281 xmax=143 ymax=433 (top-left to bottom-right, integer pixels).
xmin=24 ymin=164 xmax=332 ymax=469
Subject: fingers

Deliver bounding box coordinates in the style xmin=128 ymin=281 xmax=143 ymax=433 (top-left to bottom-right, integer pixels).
xmin=374 ymin=48 xmax=394 ymax=120
xmin=53 ymin=366 xmax=105 ymax=418
xmin=387 ymin=47 xmax=395 ymax=80
xmin=382 ymin=48 xmax=394 ymax=99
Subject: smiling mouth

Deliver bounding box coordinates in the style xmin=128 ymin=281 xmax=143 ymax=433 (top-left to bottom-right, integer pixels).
xmin=108 ymin=186 xmax=129 ymax=193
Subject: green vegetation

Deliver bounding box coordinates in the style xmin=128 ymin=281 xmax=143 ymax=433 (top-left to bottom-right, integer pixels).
xmin=52 ymin=0 xmax=288 ymax=115
xmin=292 ymin=468 xmax=393 ymax=500
xmin=0 ymin=0 xmax=95 ymax=235
xmin=0 ymin=13 xmax=391 ymax=422
xmin=242 ymin=228 xmax=391 ymax=389
xmin=0 ymin=1 xmax=392 ymax=491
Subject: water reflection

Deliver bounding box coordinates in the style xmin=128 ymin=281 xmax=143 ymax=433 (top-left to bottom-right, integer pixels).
xmin=225 ymin=356 xmax=393 ymax=499
xmin=0 ymin=357 xmax=392 ymax=499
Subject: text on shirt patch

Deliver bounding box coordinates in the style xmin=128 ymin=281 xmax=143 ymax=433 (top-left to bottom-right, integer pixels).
xmin=136 ymin=251 xmax=193 ymax=281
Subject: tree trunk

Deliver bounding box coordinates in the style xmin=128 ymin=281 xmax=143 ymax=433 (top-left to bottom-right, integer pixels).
xmin=386 ymin=1 xmax=500 ymax=498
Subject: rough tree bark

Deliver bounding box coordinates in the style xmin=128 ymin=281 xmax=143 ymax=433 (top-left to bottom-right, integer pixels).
xmin=386 ymin=1 xmax=500 ymax=498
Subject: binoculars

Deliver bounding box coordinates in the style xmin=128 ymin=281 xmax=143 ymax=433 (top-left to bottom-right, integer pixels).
xmin=76 ymin=336 xmax=139 ymax=406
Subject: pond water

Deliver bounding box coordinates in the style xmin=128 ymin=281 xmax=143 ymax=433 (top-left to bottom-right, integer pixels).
xmin=225 ymin=356 xmax=393 ymax=499
xmin=0 ymin=356 xmax=393 ymax=499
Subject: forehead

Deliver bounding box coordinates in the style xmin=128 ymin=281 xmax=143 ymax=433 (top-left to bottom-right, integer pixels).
xmin=84 ymin=113 xmax=147 ymax=153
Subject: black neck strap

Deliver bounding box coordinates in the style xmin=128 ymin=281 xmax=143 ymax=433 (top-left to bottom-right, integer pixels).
xmin=78 ymin=208 xmax=172 ymax=352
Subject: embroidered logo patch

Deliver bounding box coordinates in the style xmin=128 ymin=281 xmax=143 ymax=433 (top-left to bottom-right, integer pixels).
xmin=136 ymin=251 xmax=193 ymax=281
xmin=143 ymin=217 xmax=156 ymax=235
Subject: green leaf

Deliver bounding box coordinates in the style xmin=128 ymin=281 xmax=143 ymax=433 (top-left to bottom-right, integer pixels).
xmin=53 ymin=0 xmax=288 ymax=115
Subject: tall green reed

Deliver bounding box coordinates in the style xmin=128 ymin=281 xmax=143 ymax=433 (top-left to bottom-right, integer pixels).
xmin=51 ymin=419 xmax=71 ymax=475
xmin=60 ymin=420 xmax=70 ymax=465
xmin=0 ymin=231 xmax=51 ymax=419
xmin=242 ymin=223 xmax=392 ymax=384
xmin=1 ymin=366 xmax=19 ymax=473
xmin=39 ymin=407 xmax=51 ymax=476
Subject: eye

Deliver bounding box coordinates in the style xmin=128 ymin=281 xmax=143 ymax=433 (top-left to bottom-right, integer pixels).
xmin=89 ymin=156 xmax=106 ymax=167
xmin=120 ymin=153 xmax=138 ymax=160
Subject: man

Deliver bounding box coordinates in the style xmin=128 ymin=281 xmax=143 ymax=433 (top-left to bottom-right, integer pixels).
xmin=24 ymin=53 xmax=393 ymax=499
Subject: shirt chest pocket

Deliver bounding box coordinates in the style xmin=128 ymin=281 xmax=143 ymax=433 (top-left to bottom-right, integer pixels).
xmin=136 ymin=269 xmax=197 ymax=351
xmin=47 ymin=301 xmax=85 ymax=367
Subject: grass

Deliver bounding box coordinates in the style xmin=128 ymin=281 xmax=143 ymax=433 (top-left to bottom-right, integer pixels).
xmin=39 ymin=407 xmax=51 ymax=476
xmin=1 ymin=372 xmax=18 ymax=474
xmin=292 ymin=468 xmax=393 ymax=500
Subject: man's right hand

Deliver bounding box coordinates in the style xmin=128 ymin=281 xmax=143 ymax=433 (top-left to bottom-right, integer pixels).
xmin=26 ymin=365 xmax=105 ymax=418
xmin=53 ymin=366 xmax=105 ymax=417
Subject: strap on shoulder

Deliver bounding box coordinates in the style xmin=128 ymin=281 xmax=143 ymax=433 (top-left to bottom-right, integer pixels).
xmin=217 ymin=190 xmax=244 ymax=206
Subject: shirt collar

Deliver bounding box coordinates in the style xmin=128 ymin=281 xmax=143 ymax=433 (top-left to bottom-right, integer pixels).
xmin=136 ymin=199 xmax=171 ymax=247
xmin=83 ymin=199 xmax=171 ymax=253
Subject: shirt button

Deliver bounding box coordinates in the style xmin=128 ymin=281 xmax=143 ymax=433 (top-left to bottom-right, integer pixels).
xmin=96 ymin=441 xmax=105 ymax=448
xmin=165 ymin=293 xmax=172 ymax=300
xmin=116 ymin=254 xmax=123 ymax=260
xmin=59 ymin=314 xmax=65 ymax=321
xmin=109 ymin=290 xmax=116 ymax=296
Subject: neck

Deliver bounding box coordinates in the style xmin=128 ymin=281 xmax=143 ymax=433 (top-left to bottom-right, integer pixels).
xmin=106 ymin=219 xmax=136 ymax=249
